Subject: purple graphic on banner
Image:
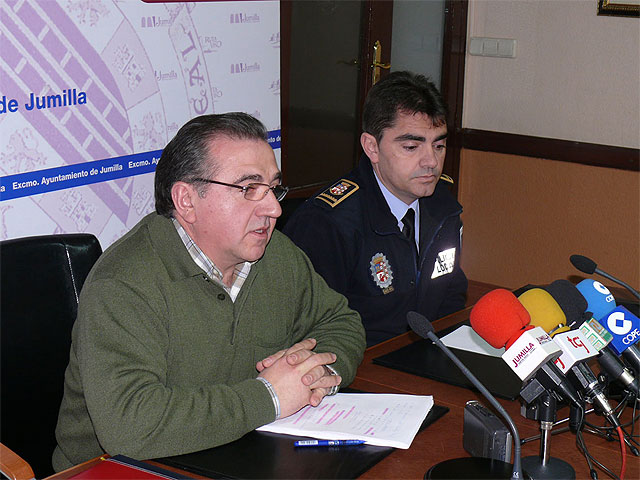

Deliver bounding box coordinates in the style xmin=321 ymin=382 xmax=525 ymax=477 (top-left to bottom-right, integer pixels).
xmin=1 ymin=0 xmax=280 ymax=247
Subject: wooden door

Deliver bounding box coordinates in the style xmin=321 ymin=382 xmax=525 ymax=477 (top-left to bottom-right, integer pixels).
xmin=280 ymin=0 xmax=393 ymax=196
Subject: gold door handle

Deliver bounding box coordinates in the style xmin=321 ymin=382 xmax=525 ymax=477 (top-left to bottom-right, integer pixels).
xmin=371 ymin=40 xmax=391 ymax=85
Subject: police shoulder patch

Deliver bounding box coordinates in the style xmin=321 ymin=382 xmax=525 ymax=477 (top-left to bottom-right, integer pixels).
xmin=439 ymin=174 xmax=454 ymax=184
xmin=316 ymin=179 xmax=359 ymax=207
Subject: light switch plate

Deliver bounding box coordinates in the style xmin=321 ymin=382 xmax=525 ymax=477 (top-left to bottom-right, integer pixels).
xmin=469 ymin=37 xmax=516 ymax=58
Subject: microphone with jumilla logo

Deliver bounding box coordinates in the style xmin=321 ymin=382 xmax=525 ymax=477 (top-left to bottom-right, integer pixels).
xmin=406 ymin=311 xmax=524 ymax=480
xmin=469 ymin=289 xmax=582 ymax=410
xmin=469 ymin=289 xmax=581 ymax=479
xmin=518 ymin=288 xmax=620 ymax=429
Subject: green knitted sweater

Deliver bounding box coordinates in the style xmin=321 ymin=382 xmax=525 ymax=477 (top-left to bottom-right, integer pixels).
xmin=53 ymin=213 xmax=365 ymax=470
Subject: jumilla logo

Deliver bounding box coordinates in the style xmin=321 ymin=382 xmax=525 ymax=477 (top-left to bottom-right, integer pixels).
xmin=230 ymin=62 xmax=260 ymax=74
xmin=536 ymin=335 xmax=551 ymax=345
xmin=230 ymin=13 xmax=260 ymax=24
xmin=512 ymin=343 xmax=535 ymax=368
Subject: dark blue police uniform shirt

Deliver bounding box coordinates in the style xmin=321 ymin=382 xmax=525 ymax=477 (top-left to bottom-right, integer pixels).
xmin=283 ymin=157 xmax=468 ymax=346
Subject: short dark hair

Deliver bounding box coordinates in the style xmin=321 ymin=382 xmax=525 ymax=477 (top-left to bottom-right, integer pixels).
xmin=154 ymin=112 xmax=268 ymax=217
xmin=362 ymin=71 xmax=447 ymax=143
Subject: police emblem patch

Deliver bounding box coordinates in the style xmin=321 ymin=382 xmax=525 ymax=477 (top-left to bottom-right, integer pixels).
xmin=330 ymin=182 xmax=350 ymax=195
xmin=370 ymin=253 xmax=394 ymax=294
xmin=316 ymin=179 xmax=359 ymax=207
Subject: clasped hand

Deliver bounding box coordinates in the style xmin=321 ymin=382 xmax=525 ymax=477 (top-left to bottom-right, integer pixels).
xmin=256 ymin=338 xmax=341 ymax=418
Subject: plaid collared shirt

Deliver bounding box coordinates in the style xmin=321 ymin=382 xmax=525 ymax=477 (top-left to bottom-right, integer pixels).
xmin=172 ymin=218 xmax=252 ymax=302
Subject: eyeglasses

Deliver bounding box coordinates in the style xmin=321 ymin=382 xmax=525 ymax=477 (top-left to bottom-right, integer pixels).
xmin=193 ymin=178 xmax=289 ymax=202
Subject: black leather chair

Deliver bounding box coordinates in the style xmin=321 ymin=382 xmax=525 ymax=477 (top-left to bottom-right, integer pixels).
xmin=0 ymin=234 xmax=102 ymax=478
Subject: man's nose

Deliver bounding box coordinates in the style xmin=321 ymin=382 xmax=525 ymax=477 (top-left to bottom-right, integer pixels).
xmin=420 ymin=146 xmax=439 ymax=168
xmin=260 ymin=189 xmax=282 ymax=218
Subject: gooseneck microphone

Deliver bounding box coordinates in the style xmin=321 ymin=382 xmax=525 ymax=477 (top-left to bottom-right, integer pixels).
xmin=570 ymin=254 xmax=640 ymax=300
xmin=407 ymin=312 xmax=523 ymax=480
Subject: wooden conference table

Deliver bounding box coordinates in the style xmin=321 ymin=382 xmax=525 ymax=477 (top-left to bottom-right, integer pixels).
xmin=47 ymin=281 xmax=639 ymax=479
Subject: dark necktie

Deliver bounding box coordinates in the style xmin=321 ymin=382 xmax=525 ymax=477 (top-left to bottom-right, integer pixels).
xmin=401 ymin=208 xmax=417 ymax=252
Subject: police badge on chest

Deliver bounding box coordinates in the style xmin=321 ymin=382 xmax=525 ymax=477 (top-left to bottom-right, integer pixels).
xmin=370 ymin=253 xmax=394 ymax=294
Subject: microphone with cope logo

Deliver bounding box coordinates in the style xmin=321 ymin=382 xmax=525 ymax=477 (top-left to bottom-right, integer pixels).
xmin=577 ymin=279 xmax=640 ymax=375
xmin=600 ymin=306 xmax=640 ymax=375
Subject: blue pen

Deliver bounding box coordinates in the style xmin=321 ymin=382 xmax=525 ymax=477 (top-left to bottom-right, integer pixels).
xmin=294 ymin=439 xmax=366 ymax=447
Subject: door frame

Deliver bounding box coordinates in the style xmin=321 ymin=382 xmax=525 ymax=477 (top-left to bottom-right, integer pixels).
xmin=440 ymin=0 xmax=469 ymax=197
xmin=280 ymin=0 xmax=468 ymax=197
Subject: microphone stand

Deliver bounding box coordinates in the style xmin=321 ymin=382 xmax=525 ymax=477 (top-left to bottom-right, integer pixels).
xmin=407 ymin=312 xmax=523 ymax=480
xmin=520 ymin=407 xmax=595 ymax=444
xmin=520 ymin=385 xmax=576 ymax=479
xmin=593 ymin=268 xmax=640 ymax=301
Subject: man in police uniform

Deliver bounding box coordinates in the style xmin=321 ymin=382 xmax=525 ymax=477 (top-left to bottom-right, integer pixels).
xmin=283 ymin=71 xmax=467 ymax=346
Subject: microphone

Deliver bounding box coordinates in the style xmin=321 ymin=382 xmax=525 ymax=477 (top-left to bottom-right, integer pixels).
xmin=470 ymin=290 xmax=582 ymax=408
xmin=541 ymin=279 xmax=591 ymax=328
xmin=407 ymin=312 xmax=523 ymax=480
xmin=597 ymin=348 xmax=639 ymax=396
xmin=577 ymin=279 xmax=640 ymax=376
xmin=518 ymin=289 xmax=620 ymax=427
xmin=574 ymin=280 xmax=639 ymax=395
xmin=517 ymin=287 xmax=568 ymax=336
xmin=570 ymin=254 xmax=640 ymax=300
xmin=599 ymin=307 xmax=640 ymax=375
xmin=576 ymin=279 xmax=617 ymax=320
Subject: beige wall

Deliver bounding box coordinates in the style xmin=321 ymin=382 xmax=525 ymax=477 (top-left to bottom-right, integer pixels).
xmin=459 ymin=150 xmax=640 ymax=290
xmin=463 ymin=0 xmax=640 ymax=148
xmin=458 ymin=0 xmax=640 ymax=291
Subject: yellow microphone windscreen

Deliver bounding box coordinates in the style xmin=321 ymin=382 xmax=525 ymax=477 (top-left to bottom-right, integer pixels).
xmin=517 ymin=288 xmax=568 ymax=336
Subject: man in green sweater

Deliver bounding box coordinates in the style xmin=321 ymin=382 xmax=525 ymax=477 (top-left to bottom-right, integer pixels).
xmin=52 ymin=113 xmax=366 ymax=471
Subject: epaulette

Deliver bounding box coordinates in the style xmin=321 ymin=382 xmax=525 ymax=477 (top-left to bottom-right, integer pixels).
xmin=440 ymin=174 xmax=454 ymax=184
xmin=315 ymin=179 xmax=359 ymax=208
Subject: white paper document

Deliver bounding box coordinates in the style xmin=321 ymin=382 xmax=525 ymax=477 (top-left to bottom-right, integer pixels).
xmin=256 ymin=393 xmax=433 ymax=449
xmin=441 ymin=325 xmax=505 ymax=357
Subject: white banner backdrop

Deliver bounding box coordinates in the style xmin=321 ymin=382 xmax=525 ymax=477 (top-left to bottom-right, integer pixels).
xmin=0 ymin=0 xmax=280 ymax=248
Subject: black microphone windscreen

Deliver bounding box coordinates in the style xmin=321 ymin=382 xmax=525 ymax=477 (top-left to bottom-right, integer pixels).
xmin=543 ymin=279 xmax=590 ymax=326
xmin=406 ymin=311 xmax=435 ymax=339
xmin=570 ymin=254 xmax=597 ymax=275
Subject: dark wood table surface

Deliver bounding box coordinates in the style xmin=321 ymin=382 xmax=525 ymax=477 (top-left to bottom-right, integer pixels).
xmin=46 ymin=280 xmax=639 ymax=479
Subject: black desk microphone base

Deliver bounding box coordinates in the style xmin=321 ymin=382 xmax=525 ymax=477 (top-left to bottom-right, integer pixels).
xmin=426 ymin=457 xmax=525 ymax=479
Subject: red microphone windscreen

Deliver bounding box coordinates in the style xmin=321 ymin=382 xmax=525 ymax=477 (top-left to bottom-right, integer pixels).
xmin=470 ymin=288 xmax=531 ymax=349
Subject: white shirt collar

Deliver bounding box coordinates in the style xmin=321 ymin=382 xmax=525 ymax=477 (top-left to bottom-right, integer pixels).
xmin=373 ymin=169 xmax=420 ymax=241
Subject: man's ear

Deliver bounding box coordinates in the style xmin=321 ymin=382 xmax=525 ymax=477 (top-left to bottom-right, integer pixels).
xmin=171 ymin=181 xmax=197 ymax=224
xmin=360 ymin=132 xmax=380 ymax=164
